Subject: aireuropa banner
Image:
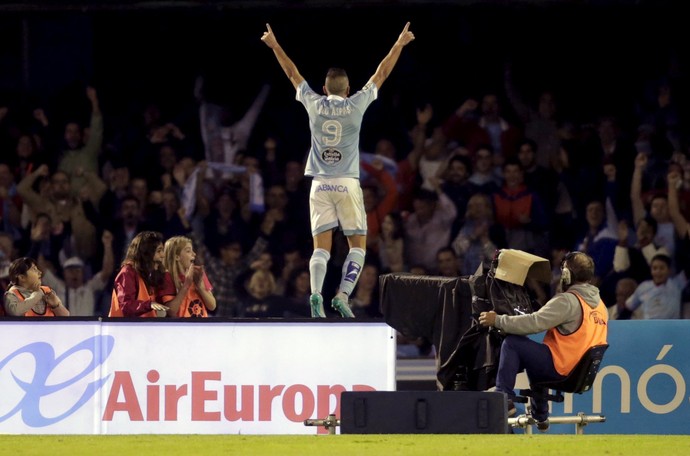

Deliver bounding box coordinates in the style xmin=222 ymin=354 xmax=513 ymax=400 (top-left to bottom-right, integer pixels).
xmin=538 ymin=320 xmax=690 ymax=435
xmin=0 ymin=320 xmax=396 ymax=434
xmin=2 ymin=320 xmax=689 ymax=434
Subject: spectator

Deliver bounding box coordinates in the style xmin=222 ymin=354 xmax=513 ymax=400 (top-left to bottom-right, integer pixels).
xmin=268 ymin=266 xmax=312 ymax=318
xmin=555 ymin=139 xmax=604 ymax=232
xmin=200 ymin=186 xmax=251 ymax=256
xmin=256 ymin=135 xmax=286 ymax=187
xmin=516 ymin=138 xmax=560 ymax=222
xmin=17 ymin=164 xmax=103 ymax=263
xmin=613 ymin=216 xmax=669 ymax=284
xmin=467 ymin=144 xmax=501 ymax=196
xmin=377 ymin=211 xmax=406 ymax=273
xmin=624 ymin=254 xmax=686 ymax=319
xmin=574 ymin=198 xmax=618 ymax=283
xmin=191 ymin=209 xmax=277 ymax=317
xmin=128 ymin=176 xmax=154 ymax=222
xmin=418 ymin=126 xmax=451 ymax=192
xmin=631 ymin=152 xmax=676 ymax=260
xmin=159 ymin=235 xmax=216 ymax=318
xmin=22 ymin=212 xmax=63 ymax=271
xmin=4 ymin=256 xmax=69 ymax=317
xmin=147 ymin=187 xmax=188 ymax=239
xmin=39 ymin=230 xmax=114 ymax=317
xmin=196 ymin=77 xmax=270 ymax=171
xmin=132 ymin=118 xmax=192 ymax=191
xmin=277 ymin=158 xmax=312 ymax=246
xmin=504 ymin=61 xmax=562 ymax=169
xmin=0 ymin=162 xmax=22 ymax=240
xmin=108 ymin=230 xmax=168 ymax=318
xmin=581 ymin=115 xmax=636 ymax=197
xmin=404 ymin=186 xmax=457 ymax=274
xmin=437 ymin=153 xmax=474 ymax=238
xmin=635 ymin=76 xmax=683 ymax=152
xmin=451 ymin=192 xmax=506 ymax=276
xmin=492 ymin=158 xmax=550 ymax=258
xmin=609 ymin=277 xmax=638 ymax=320
xmin=57 ymin=86 xmax=104 ymax=196
xmin=260 ymin=184 xmax=310 ymax=259
xmin=9 ymin=132 xmax=47 ymax=183
xmin=665 ymin=169 xmax=690 ymax=318
xmin=436 ymin=246 xmax=462 ymax=277
xmin=601 ymin=154 xmax=632 ymax=232
xmin=362 ymin=157 xmax=399 ymax=253
xmin=97 ymin=159 xmax=133 ymax=228
xmin=441 ymin=93 xmax=523 ymax=159
xmin=274 ymin=246 xmax=308 ymax=296
xmin=377 ymin=104 xmax=427 ymax=212
xmin=107 ymin=195 xmax=153 ymax=267
xmin=240 ymin=268 xmax=280 ymax=318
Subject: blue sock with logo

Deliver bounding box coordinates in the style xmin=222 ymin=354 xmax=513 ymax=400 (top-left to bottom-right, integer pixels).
xmin=339 ymin=247 xmax=366 ymax=296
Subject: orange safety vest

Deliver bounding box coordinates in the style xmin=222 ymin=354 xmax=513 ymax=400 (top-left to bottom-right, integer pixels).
xmin=109 ymin=274 xmax=158 ymax=318
xmin=168 ymin=284 xmax=209 ymax=318
xmin=11 ymin=285 xmax=56 ymax=317
xmin=543 ymin=291 xmax=608 ymax=376
xmin=159 ymin=272 xmax=210 ymax=318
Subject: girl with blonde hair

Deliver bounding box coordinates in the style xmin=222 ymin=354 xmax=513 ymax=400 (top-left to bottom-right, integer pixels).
xmin=159 ymin=235 xmax=216 ymax=317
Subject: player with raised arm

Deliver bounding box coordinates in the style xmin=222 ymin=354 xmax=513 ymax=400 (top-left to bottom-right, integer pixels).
xmin=261 ymin=22 xmax=415 ymax=318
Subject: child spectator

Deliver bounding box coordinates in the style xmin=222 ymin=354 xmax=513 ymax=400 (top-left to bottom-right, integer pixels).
xmin=109 ymin=230 xmax=168 ymax=318
xmin=623 ymin=254 xmax=686 ymax=319
xmin=159 ymin=235 xmax=216 ymax=318
xmin=4 ymin=256 xmax=68 ymax=317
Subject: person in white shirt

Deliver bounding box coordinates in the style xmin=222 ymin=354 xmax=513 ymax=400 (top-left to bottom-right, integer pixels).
xmin=41 ymin=231 xmax=114 ymax=317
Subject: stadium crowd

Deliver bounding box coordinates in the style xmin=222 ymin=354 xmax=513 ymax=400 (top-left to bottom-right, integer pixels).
xmin=1 ymin=32 xmax=689 ymax=330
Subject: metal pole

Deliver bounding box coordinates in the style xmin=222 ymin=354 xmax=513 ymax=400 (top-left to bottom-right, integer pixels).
xmin=508 ymin=413 xmax=605 ymax=435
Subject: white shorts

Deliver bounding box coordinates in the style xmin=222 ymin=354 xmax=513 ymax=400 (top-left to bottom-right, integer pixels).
xmin=309 ymin=177 xmax=367 ymax=237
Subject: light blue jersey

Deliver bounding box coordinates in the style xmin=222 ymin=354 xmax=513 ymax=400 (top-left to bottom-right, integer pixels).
xmin=625 ymin=271 xmax=687 ymax=319
xmin=296 ymin=80 xmax=378 ymax=179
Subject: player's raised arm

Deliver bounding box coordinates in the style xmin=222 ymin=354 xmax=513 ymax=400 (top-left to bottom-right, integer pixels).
xmin=369 ymin=21 xmax=415 ymax=90
xmin=261 ymin=23 xmax=305 ymax=89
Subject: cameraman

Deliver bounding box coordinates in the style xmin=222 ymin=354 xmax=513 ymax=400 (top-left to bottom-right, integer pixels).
xmin=479 ymin=251 xmax=608 ymax=431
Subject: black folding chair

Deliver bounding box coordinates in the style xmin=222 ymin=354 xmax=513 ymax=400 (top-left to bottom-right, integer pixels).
xmin=517 ymin=344 xmax=609 ymax=403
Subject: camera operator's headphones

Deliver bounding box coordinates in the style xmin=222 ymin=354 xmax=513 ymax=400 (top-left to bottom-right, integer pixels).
xmin=560 ymin=251 xmax=582 ymax=289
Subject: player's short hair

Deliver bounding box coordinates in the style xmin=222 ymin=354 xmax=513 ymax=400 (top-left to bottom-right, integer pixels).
xmin=325 ymin=68 xmax=349 ymax=96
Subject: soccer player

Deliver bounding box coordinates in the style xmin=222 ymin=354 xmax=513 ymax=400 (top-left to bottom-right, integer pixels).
xmin=261 ymin=22 xmax=415 ymax=318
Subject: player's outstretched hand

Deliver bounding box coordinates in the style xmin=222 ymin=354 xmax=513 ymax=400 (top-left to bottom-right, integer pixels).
xmin=397 ymin=22 xmax=415 ymax=47
xmin=261 ymin=23 xmax=278 ymax=49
